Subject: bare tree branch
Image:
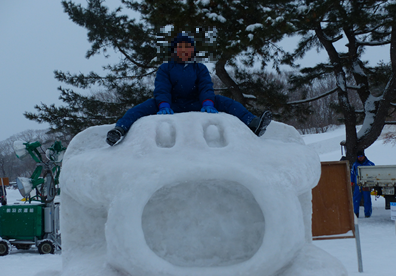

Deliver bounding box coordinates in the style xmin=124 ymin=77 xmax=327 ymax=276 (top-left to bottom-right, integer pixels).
xmin=115 ymin=44 xmax=156 ymax=69
xmin=287 ymin=87 xmax=338 ymax=104
xmin=356 ymin=40 xmax=391 ymax=46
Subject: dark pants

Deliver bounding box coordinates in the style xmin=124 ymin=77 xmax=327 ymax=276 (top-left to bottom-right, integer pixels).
xmin=116 ymin=95 xmax=256 ymax=132
xmin=353 ymin=184 xmax=372 ymax=217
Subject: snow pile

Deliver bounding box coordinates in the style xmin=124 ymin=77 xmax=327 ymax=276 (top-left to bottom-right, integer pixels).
xmin=59 ymin=112 xmax=347 ymax=276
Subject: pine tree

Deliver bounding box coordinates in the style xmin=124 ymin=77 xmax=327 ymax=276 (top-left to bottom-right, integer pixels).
xmin=128 ymin=0 xmax=295 ymax=105
xmin=124 ymin=0 xmax=308 ymax=118
xmin=26 ymin=0 xmax=305 ymax=135
xmin=25 ymin=84 xmax=152 ymax=135
xmin=25 ymin=0 xmax=157 ymax=136
xmin=283 ymin=0 xmax=396 ymax=162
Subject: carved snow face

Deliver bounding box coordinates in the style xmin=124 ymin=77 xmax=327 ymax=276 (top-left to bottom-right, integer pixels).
xmin=60 ymin=113 xmax=344 ymax=276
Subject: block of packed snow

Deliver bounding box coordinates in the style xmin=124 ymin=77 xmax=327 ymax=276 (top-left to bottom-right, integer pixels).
xmin=59 ymin=112 xmax=347 ymax=276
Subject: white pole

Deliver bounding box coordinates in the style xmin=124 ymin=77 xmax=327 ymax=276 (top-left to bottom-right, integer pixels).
xmin=354 ymin=214 xmax=363 ymax=273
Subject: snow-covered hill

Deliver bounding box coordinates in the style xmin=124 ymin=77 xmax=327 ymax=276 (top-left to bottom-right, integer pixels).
xmin=1 ymin=124 xmax=395 ymax=276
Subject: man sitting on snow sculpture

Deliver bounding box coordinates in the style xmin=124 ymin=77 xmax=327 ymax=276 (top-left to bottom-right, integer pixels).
xmin=106 ymin=33 xmax=272 ymax=146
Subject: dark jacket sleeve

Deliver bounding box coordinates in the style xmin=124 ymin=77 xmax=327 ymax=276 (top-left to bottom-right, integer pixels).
xmin=197 ymin=64 xmax=215 ymax=104
xmin=153 ymin=64 xmax=173 ymax=106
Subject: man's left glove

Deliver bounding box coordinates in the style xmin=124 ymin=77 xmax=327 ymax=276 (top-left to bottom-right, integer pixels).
xmin=201 ymin=100 xmax=218 ymax=113
xmin=106 ymin=126 xmax=126 ymax=146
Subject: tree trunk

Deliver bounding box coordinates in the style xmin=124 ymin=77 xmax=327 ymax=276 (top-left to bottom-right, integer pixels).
xmin=0 ymin=160 xmax=5 ymax=178
xmin=352 ymin=21 xmax=396 ymax=160
xmin=315 ymin=24 xmax=358 ymax=164
xmin=215 ymin=59 xmax=246 ymax=106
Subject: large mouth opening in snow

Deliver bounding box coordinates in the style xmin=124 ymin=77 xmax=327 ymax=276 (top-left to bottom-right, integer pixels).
xmin=142 ymin=179 xmax=265 ymax=267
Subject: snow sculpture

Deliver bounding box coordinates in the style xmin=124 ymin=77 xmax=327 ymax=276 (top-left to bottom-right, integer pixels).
xmin=60 ymin=112 xmax=347 ymax=276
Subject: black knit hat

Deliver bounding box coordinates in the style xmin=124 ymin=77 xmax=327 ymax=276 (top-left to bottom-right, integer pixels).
xmin=170 ymin=33 xmax=196 ymax=53
xmin=357 ymin=150 xmax=365 ymax=156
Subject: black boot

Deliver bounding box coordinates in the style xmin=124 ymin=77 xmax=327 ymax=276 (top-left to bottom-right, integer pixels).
xmin=106 ymin=126 xmax=126 ymax=146
xmin=249 ymin=110 xmax=272 ymax=137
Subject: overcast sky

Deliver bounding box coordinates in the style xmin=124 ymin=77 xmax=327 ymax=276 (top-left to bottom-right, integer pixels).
xmin=0 ymin=0 xmax=121 ymax=142
xmin=0 ymin=1 xmax=391 ymax=142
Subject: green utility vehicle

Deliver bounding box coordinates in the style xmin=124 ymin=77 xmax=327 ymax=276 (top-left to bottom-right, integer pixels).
xmin=0 ymin=140 xmax=65 ymax=256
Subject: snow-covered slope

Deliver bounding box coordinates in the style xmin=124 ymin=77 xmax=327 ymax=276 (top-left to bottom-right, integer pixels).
xmin=303 ymin=125 xmax=396 ymax=165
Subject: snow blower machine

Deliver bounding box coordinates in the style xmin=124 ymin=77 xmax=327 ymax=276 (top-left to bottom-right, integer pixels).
xmin=0 ymin=140 xmax=65 ymax=256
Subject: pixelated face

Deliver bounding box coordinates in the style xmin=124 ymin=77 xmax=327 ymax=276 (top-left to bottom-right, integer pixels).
xmin=176 ymin=41 xmax=194 ymax=61
xmin=358 ymin=155 xmax=365 ymax=162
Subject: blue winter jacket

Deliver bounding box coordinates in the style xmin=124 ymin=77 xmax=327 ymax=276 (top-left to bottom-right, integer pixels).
xmin=350 ymin=157 xmax=375 ymax=184
xmin=153 ymin=61 xmax=215 ymax=107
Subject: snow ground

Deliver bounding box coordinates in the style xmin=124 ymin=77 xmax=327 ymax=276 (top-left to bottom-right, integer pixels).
xmin=0 ymin=124 xmax=395 ymax=276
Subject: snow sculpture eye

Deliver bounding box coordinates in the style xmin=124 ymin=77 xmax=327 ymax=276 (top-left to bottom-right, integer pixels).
xmin=203 ymin=124 xmax=227 ymax=148
xmin=156 ymin=121 xmax=176 ymax=148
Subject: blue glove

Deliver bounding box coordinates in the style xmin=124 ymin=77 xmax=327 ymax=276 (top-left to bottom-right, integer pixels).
xmin=201 ymin=100 xmax=218 ymax=113
xmin=157 ymin=102 xmax=174 ymax=115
